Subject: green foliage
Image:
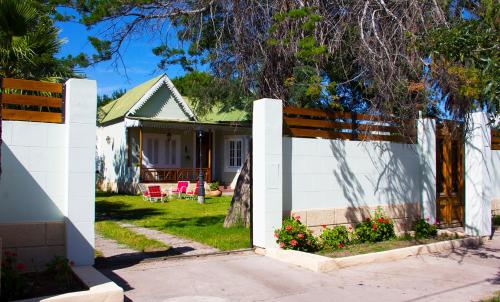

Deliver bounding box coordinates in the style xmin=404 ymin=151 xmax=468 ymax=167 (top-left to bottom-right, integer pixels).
xmin=413 ymin=218 xmax=438 ymax=239
xmin=97 ymin=88 xmax=127 ymax=107
xmin=45 ymin=256 xmax=75 ymax=287
xmin=0 ymin=251 xmax=27 ymax=301
xmin=354 ymin=207 xmax=396 ymax=243
xmin=209 ymin=181 xmax=220 ymax=191
xmin=171 ymin=71 xmax=253 ymax=117
xmin=423 ymin=5 xmax=499 ymax=116
xmin=0 ymin=0 xmax=84 ymax=80
xmin=319 ymin=225 xmax=352 ymax=250
xmin=274 ymin=215 xmax=319 ymax=252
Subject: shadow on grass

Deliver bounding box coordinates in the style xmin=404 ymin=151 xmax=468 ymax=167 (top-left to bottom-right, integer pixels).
xmin=96 ymin=200 xmax=162 ymax=221
xmin=155 ymin=215 xmax=226 ymax=229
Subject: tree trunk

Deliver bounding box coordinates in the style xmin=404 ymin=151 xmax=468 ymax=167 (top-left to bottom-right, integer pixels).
xmin=224 ymin=153 xmax=251 ymax=228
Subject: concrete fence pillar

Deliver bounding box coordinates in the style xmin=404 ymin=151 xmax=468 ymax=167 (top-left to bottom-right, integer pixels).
xmin=417 ymin=117 xmax=437 ymax=224
xmin=64 ymin=79 xmax=97 ymax=265
xmin=252 ymin=99 xmax=283 ymax=248
xmin=464 ymin=112 xmax=492 ymax=236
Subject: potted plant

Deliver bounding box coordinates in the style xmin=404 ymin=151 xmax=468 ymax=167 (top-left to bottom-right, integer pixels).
xmin=208 ymin=181 xmax=222 ymax=197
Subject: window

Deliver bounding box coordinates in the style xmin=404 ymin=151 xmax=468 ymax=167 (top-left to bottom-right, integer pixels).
xmin=164 ymin=138 xmax=178 ymax=166
xmin=143 ymin=134 xmax=180 ymax=168
xmin=226 ymin=137 xmax=244 ymax=171
xmin=145 ymin=137 xmax=159 ymax=165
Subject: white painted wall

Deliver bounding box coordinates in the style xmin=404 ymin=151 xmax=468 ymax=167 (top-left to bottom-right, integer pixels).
xmin=96 ymin=121 xmax=137 ymax=192
xmin=0 ymin=79 xmax=97 ymax=265
xmin=0 ymin=121 xmax=67 ymax=222
xmin=282 ymin=137 xmax=421 ymax=212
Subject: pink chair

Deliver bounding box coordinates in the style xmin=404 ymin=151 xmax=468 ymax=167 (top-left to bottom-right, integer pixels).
xmin=147 ymin=185 xmax=167 ymax=202
xmin=170 ymin=181 xmax=190 ymax=198
xmin=185 ymin=182 xmax=200 ymax=199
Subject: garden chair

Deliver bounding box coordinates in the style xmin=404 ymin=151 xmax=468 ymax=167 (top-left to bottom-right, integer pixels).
xmin=138 ymin=183 xmax=150 ymax=201
xmin=147 ymin=185 xmax=167 ymax=202
xmin=185 ymin=182 xmax=199 ymax=199
xmin=170 ymin=181 xmax=190 ymax=199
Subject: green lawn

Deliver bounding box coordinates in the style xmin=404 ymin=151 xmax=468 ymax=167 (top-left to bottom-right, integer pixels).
xmin=95 ymin=220 xmax=169 ymax=252
xmin=95 ymin=193 xmax=250 ymax=251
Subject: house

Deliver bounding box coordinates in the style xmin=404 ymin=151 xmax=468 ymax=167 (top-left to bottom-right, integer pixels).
xmin=96 ymin=74 xmax=251 ymax=193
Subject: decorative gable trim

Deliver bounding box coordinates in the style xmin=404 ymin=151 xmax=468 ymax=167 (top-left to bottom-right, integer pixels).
xmin=126 ymin=74 xmax=197 ymax=121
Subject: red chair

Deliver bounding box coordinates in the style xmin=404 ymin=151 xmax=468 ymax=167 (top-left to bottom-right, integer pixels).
xmin=170 ymin=181 xmax=190 ymax=198
xmin=147 ymin=185 xmax=167 ymax=202
xmin=185 ymin=182 xmax=199 ymax=199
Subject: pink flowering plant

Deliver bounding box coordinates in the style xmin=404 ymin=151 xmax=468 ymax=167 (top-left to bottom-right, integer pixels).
xmin=274 ymin=214 xmax=319 ymax=252
xmin=320 ymin=225 xmax=352 ymax=249
xmin=354 ymin=207 xmax=395 ymax=243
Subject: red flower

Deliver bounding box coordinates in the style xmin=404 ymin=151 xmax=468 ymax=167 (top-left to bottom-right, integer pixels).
xmin=295 ymin=215 xmax=301 ymax=221
xmin=348 ymin=225 xmax=353 ymax=230
xmin=285 ymin=225 xmax=292 ymax=231
xmin=321 ymin=224 xmax=327 ymax=229
xmin=15 ymin=263 xmax=25 ymax=271
xmin=290 ymin=239 xmax=298 ymax=246
xmin=384 ymin=219 xmax=389 ymax=225
xmin=366 ymin=217 xmax=371 ymax=222
xmin=274 ymin=232 xmax=279 ymax=238
xmin=372 ymin=224 xmax=377 ymax=230
xmin=378 ymin=218 xmax=383 ymax=223
xmin=338 ymin=243 xmax=344 ymax=249
xmin=279 ymin=242 xmax=285 ymax=248
xmin=297 ymin=233 xmax=304 ymax=239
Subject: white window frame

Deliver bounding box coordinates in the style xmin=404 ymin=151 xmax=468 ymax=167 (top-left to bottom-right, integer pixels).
xmin=224 ymin=135 xmax=246 ymax=172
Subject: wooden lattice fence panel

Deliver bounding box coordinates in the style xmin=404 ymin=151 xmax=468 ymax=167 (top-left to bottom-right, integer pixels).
xmin=0 ymin=78 xmax=64 ymax=123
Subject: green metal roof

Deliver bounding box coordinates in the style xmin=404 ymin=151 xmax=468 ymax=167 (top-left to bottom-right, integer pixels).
xmin=97 ymin=74 xmax=250 ymax=124
xmin=183 ymin=97 xmax=250 ymax=123
xmin=98 ymin=75 xmax=163 ymax=124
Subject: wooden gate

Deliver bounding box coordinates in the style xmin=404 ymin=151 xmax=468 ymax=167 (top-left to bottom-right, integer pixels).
xmin=436 ymin=121 xmax=464 ymax=227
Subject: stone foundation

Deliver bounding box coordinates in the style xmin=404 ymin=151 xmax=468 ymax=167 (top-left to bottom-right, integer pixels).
xmin=0 ymin=221 xmax=65 ymax=271
xmin=286 ymin=203 xmax=420 ymax=235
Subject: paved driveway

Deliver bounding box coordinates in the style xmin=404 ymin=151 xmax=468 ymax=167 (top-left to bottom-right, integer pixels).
xmin=100 ymin=234 xmax=500 ymax=302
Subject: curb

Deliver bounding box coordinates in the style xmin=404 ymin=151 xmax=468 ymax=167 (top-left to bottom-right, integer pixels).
xmin=260 ymin=237 xmax=483 ymax=273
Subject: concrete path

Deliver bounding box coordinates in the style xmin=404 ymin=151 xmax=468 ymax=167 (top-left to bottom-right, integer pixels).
xmin=118 ymin=222 xmax=220 ymax=256
xmin=99 ymin=233 xmax=500 ymax=302
xmin=95 ymin=234 xmax=136 ymax=258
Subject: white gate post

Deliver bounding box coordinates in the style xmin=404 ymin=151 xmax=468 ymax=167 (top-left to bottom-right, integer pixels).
xmin=64 ymin=79 xmax=97 ymax=265
xmin=252 ymin=99 xmax=283 ymax=249
xmin=417 ymin=117 xmax=437 ymax=223
xmin=464 ymin=112 xmax=492 ymax=236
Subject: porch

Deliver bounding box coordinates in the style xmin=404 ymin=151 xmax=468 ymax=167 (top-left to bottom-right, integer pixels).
xmin=140 ymin=167 xmax=211 ymax=183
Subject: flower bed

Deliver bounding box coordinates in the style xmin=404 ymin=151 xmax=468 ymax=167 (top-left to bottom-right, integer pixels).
xmin=274 ymin=207 xmax=450 ymax=257
xmin=1 ymin=253 xmax=87 ymax=301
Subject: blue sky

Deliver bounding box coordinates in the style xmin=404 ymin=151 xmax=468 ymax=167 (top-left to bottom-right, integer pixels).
xmin=56 ymin=9 xmax=190 ymax=96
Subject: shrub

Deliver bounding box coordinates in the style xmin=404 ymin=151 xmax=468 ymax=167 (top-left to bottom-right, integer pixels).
xmin=209 ymin=181 xmax=220 ymax=191
xmin=274 ymin=214 xmax=319 ymax=252
xmin=320 ymin=225 xmax=352 ymax=249
xmin=1 ymin=251 xmax=27 ymax=300
xmin=45 ymin=256 xmax=75 ymax=286
xmin=354 ymin=207 xmax=395 ymax=243
xmin=413 ymin=218 xmax=438 ymax=239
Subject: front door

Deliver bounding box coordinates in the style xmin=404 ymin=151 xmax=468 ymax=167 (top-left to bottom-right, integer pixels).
xmin=436 ymin=121 xmax=464 ymax=227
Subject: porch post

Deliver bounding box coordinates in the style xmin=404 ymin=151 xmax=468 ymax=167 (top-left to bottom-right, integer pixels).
xmin=252 ymin=98 xmax=283 ymax=249
xmin=417 ymin=116 xmax=437 ymax=223
xmin=464 ymin=112 xmax=492 ymax=236
xmin=139 ymin=126 xmax=143 ymax=182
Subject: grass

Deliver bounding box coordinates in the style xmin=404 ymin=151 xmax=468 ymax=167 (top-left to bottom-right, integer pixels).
xmin=482 ymin=291 xmax=500 ymax=302
xmin=95 ymin=220 xmax=169 ymax=252
xmin=317 ymin=235 xmax=456 ymax=258
xmin=95 ymin=193 xmax=250 ymax=251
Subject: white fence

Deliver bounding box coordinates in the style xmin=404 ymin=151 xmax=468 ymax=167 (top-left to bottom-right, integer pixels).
xmin=0 ymin=79 xmax=96 ymax=266
xmin=252 ymin=98 xmax=498 ymax=248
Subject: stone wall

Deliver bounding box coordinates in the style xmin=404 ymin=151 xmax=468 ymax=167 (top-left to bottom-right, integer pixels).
xmin=0 ymin=221 xmax=65 ymax=271
xmin=287 ymin=203 xmax=420 ymax=235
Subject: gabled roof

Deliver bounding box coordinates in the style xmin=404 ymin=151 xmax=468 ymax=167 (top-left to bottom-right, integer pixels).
xmin=98 ymin=75 xmax=163 ymax=124
xmin=98 ymin=74 xmax=250 ymax=125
